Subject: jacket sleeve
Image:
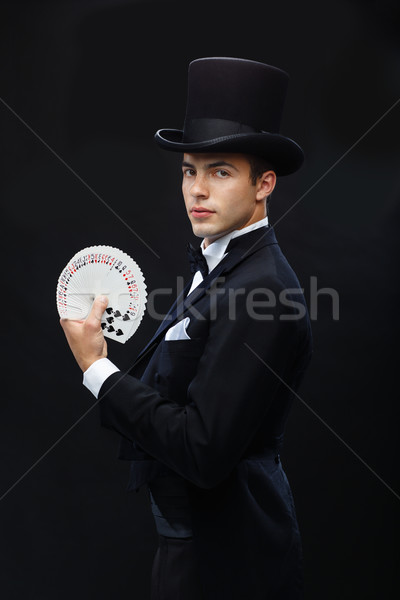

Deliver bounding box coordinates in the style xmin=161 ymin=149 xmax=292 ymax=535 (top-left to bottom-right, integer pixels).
xmin=98 ymin=285 xmax=306 ymax=489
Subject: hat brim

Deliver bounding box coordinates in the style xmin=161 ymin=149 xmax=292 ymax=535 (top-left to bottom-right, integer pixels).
xmin=154 ymin=129 xmax=304 ymax=176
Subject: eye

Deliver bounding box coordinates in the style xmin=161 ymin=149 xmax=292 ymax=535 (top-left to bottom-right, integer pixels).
xmin=215 ymin=169 xmax=230 ymax=178
xmin=183 ymin=168 xmax=196 ymax=177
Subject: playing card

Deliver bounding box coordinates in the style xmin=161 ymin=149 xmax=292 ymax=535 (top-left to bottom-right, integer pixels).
xmin=56 ymin=245 xmax=147 ymax=343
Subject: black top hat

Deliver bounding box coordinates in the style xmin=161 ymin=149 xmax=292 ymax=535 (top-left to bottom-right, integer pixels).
xmin=154 ymin=57 xmax=304 ymax=176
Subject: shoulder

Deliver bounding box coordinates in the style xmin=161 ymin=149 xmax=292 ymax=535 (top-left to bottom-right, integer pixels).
xmin=209 ymin=242 xmax=310 ymax=330
xmin=226 ymin=241 xmax=301 ymax=292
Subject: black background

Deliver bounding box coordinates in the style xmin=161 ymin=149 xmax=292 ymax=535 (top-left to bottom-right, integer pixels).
xmin=0 ymin=1 xmax=399 ymax=598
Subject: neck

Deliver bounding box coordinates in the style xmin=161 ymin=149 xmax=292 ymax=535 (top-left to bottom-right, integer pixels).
xmin=203 ymin=213 xmax=268 ymax=249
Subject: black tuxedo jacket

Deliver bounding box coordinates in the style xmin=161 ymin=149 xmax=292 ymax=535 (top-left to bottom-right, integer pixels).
xmin=99 ymin=226 xmax=313 ymax=599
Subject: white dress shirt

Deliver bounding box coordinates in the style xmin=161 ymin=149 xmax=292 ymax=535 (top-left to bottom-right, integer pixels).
xmin=83 ymin=216 xmax=269 ymax=398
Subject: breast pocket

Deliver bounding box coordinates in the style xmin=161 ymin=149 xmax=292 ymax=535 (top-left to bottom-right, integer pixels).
xmin=163 ymin=338 xmax=204 ymax=356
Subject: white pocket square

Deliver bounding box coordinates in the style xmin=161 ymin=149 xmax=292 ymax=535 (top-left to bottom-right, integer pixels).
xmin=165 ymin=317 xmax=191 ymax=341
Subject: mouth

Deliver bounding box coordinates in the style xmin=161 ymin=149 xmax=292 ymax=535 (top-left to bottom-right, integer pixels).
xmin=191 ymin=207 xmax=215 ymax=219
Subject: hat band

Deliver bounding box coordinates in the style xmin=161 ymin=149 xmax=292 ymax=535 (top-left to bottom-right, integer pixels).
xmin=182 ymin=118 xmax=260 ymax=143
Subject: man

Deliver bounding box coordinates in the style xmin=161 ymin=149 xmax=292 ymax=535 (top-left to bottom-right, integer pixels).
xmin=61 ymin=57 xmax=313 ymax=599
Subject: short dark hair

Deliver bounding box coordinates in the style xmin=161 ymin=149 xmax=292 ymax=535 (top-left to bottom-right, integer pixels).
xmin=246 ymin=154 xmax=275 ymax=185
xmin=246 ymin=154 xmax=275 ymax=209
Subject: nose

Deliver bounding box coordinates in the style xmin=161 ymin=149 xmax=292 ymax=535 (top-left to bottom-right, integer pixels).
xmin=190 ymin=173 xmax=209 ymax=198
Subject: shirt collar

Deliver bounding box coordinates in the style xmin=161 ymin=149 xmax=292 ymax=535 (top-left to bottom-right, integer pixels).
xmin=200 ymin=216 xmax=269 ymax=273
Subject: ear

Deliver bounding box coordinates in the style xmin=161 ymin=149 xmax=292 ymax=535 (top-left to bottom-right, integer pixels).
xmin=255 ymin=171 xmax=276 ymax=201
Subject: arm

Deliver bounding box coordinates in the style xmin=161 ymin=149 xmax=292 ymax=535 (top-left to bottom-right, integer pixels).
xmin=94 ymin=293 xmax=301 ymax=488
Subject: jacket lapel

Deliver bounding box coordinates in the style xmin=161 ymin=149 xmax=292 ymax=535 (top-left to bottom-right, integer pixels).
xmin=131 ymin=278 xmax=193 ymax=366
xmin=132 ymin=225 xmax=278 ymax=367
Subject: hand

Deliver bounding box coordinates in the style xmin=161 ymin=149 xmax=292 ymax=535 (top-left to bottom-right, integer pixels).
xmin=60 ymin=296 xmax=109 ymax=372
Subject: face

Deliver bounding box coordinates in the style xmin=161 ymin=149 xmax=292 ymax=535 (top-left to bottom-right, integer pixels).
xmin=181 ymin=153 xmax=275 ymax=247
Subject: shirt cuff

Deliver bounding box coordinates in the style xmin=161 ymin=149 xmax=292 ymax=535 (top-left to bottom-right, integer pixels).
xmin=83 ymin=357 xmax=120 ymax=399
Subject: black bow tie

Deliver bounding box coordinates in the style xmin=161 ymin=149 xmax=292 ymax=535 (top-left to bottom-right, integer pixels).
xmin=186 ymin=242 xmax=209 ymax=278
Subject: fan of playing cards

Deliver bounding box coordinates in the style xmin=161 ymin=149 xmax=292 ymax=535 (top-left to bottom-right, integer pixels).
xmin=56 ymin=245 xmax=147 ymax=344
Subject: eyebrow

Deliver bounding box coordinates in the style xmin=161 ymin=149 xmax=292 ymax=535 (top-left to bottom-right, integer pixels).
xmin=182 ymin=160 xmax=239 ymax=172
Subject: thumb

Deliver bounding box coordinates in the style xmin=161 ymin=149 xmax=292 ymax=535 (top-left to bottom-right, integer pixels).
xmin=89 ymin=295 xmax=109 ymax=322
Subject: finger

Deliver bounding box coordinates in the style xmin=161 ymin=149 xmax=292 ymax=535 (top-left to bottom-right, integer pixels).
xmin=88 ymin=295 xmax=109 ymax=323
xmin=60 ymin=317 xmax=84 ymax=328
